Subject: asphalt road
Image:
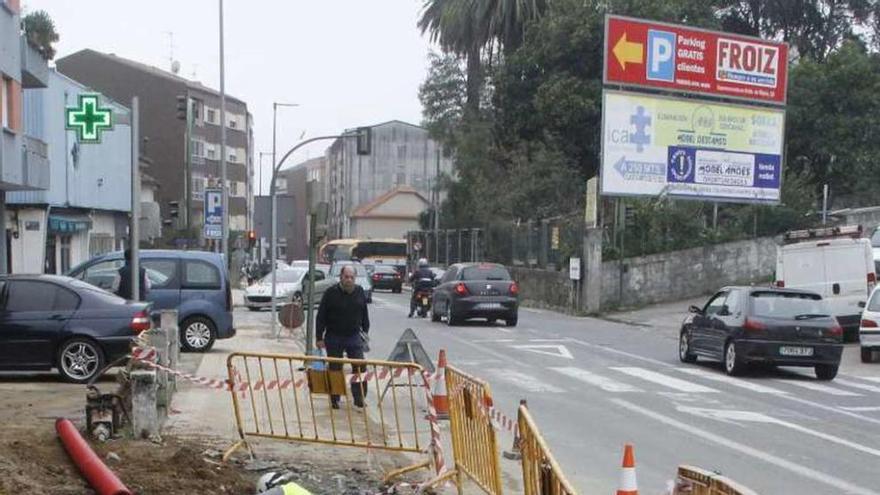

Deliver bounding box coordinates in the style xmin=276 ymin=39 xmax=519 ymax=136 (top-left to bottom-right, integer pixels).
xmin=355 ymin=290 xmax=880 ymax=495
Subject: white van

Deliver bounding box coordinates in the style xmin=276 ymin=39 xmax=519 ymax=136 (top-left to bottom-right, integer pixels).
xmin=775 ymin=226 xmax=875 ymax=341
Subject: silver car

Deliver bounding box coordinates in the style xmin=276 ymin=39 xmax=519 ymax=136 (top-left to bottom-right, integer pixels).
xmin=329 ymin=261 xmax=373 ymax=303
xmin=244 ymin=267 xmax=329 ymax=310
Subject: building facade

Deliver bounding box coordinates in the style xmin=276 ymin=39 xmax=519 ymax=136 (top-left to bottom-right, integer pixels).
xmin=0 ymin=0 xmax=51 ymax=272
xmin=7 ymin=70 xmax=131 ymax=274
xmin=55 ymin=49 xmax=253 ymax=245
xmin=324 ymin=121 xmax=452 ymax=239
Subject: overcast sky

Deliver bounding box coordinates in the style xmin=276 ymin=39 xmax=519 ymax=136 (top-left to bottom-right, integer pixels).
xmin=23 ymin=0 xmax=434 ymax=195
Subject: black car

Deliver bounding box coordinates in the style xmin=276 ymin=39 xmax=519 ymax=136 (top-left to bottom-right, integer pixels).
xmin=679 ymin=286 xmax=843 ymax=380
xmin=431 ymin=263 xmax=519 ymax=326
xmin=370 ymin=265 xmax=403 ymax=293
xmin=0 ymin=275 xmax=151 ymax=383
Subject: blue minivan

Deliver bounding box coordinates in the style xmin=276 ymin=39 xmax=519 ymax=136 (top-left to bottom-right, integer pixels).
xmin=68 ymin=250 xmax=235 ymax=352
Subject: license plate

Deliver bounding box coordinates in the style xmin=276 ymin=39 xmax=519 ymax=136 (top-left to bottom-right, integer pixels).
xmin=421 ymin=298 xmax=429 ymax=305
xmin=780 ymin=346 xmax=814 ymax=357
xmin=477 ymin=303 xmax=503 ymax=309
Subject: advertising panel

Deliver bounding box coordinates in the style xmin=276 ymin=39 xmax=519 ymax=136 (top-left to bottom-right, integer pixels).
xmin=604 ymin=15 xmax=788 ymax=105
xmin=601 ymin=90 xmax=784 ymax=203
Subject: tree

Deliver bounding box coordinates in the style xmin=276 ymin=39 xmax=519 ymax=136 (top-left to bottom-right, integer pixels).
xmin=22 ymin=10 xmax=59 ymax=60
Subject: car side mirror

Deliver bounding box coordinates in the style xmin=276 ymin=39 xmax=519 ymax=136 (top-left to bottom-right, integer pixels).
xmin=689 ymin=305 xmax=703 ymax=314
xmin=859 ymin=301 xmax=867 ymax=308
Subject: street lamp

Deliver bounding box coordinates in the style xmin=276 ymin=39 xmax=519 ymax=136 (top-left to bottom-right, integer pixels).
xmin=269 ymin=102 xmax=299 ymax=338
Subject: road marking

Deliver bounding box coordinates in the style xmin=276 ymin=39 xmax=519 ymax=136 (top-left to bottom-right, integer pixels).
xmin=566 ymin=338 xmax=672 ymax=368
xmin=777 ymin=380 xmax=862 ymax=397
xmin=486 ymin=368 xmax=565 ymax=393
xmin=834 ymin=378 xmax=880 ymax=394
xmin=511 ymin=344 xmax=574 ymax=359
xmin=678 ymin=407 xmax=880 ymax=458
xmin=840 ymin=406 xmax=880 ymax=412
xmin=612 ymin=398 xmax=880 ymax=495
xmin=676 ymin=367 xmax=786 ymax=395
xmin=551 ymin=367 xmax=642 ymax=392
xmin=612 ymin=367 xmax=719 ymax=393
xmin=473 ymin=339 xmax=517 ymax=343
xmin=853 ymin=376 xmax=880 ymax=384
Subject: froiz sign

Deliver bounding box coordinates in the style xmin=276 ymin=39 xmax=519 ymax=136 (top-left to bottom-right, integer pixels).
xmin=604 ymin=15 xmax=788 ymax=105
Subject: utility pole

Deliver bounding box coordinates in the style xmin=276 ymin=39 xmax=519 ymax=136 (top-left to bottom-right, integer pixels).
xmin=218 ymin=0 xmax=229 ymax=266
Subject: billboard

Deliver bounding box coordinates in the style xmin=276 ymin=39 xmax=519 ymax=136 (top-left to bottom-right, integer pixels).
xmin=604 ymin=15 xmax=788 ymax=105
xmin=204 ymin=188 xmax=223 ymax=239
xmin=601 ymin=90 xmax=784 ymax=203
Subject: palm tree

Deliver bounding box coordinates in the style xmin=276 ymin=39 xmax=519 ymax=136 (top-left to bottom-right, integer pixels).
xmin=418 ymin=0 xmax=548 ymax=116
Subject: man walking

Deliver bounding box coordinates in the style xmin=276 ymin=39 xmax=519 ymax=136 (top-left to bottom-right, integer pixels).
xmin=316 ymin=264 xmax=370 ymax=409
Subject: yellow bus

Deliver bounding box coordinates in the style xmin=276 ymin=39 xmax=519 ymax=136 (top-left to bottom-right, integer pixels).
xmin=318 ymin=238 xmax=407 ymax=267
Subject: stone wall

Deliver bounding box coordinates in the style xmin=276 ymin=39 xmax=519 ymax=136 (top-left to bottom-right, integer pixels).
xmin=508 ymin=266 xmax=573 ymax=312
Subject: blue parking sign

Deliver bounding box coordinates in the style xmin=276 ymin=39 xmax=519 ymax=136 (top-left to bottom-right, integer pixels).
xmin=646 ymin=30 xmax=676 ymax=82
xmin=204 ymin=188 xmax=223 ymax=239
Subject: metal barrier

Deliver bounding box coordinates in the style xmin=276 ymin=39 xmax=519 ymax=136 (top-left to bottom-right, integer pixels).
xmin=444 ymin=365 xmax=504 ymax=495
xmin=518 ymin=404 xmax=577 ymax=495
xmin=674 ymin=465 xmax=760 ymax=495
xmin=223 ymin=352 xmax=435 ymax=477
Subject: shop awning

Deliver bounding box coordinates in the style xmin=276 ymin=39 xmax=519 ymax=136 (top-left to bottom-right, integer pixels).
xmin=48 ymin=215 xmax=92 ymax=234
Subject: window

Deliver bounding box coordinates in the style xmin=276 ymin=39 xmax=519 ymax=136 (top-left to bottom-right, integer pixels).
xmin=192 ymin=176 xmax=205 ymax=195
xmin=77 ymin=259 xmax=124 ymax=292
xmin=6 ymin=281 xmax=80 ymax=312
xmin=228 ymin=150 xmax=237 ymax=163
xmin=228 ymin=116 xmax=238 ymax=129
xmin=206 ymin=108 xmax=217 ymax=124
xmin=461 ymin=265 xmax=510 ymax=281
xmin=183 ymin=260 xmax=221 ymax=289
xmin=142 ymin=259 xmax=178 ymax=289
xmin=703 ymin=292 xmax=728 ymax=316
xmin=722 ymin=290 xmax=742 ymax=315
xmin=750 ymin=291 xmax=831 ymax=319
xmin=89 ymin=234 xmax=115 ymax=258
xmin=191 ymin=139 xmax=205 ymax=158
xmin=60 ymin=236 xmax=72 ymax=274
xmin=206 ymin=145 xmax=217 ymax=160
xmin=1 ymin=76 xmax=9 ymax=129
xmin=230 ymin=181 xmax=239 ymax=196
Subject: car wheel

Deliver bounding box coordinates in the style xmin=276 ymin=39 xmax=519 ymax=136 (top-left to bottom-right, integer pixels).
xmin=861 ymin=347 xmax=874 ymax=363
xmin=679 ymin=331 xmax=698 ymax=363
xmin=445 ymin=303 xmax=458 ymax=326
xmin=57 ymin=338 xmax=105 ymax=384
xmin=505 ymin=317 xmax=517 ymax=327
xmin=393 ymin=287 xmax=402 ymax=294
xmin=723 ymin=340 xmax=746 ymax=376
xmin=815 ymin=363 xmax=839 ymax=381
xmin=431 ymin=306 xmax=441 ymax=322
xmin=181 ymin=316 xmax=216 ymax=353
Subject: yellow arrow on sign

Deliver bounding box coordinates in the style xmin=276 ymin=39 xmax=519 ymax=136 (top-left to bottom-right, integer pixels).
xmin=613 ymin=32 xmax=643 ymax=70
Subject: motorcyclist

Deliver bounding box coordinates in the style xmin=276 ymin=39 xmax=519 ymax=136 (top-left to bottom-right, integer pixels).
xmin=408 ymin=258 xmax=436 ymax=318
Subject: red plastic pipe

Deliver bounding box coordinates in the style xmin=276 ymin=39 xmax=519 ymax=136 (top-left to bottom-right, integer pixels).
xmin=55 ymin=418 xmax=132 ymax=495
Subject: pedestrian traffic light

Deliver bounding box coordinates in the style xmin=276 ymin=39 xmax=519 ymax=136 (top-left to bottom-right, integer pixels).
xmin=356 ymin=127 xmax=371 ymax=155
xmin=248 ymin=230 xmax=256 ymax=249
xmin=176 ymin=95 xmax=188 ymax=120
xmin=168 ymin=201 xmax=180 ymax=219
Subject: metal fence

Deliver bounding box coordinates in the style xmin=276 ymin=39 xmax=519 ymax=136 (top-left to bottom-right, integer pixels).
xmin=518 ymin=405 xmax=578 ymax=495
xmin=407 ymin=229 xmax=484 ymax=267
xmin=673 ymin=465 xmax=760 ymax=495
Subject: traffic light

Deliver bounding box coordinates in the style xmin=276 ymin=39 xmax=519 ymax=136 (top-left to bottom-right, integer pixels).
xmin=248 ymin=230 xmax=256 ymax=249
xmin=356 ymin=126 xmax=371 ymax=155
xmin=168 ymin=201 xmax=180 ymax=219
xmin=176 ymin=95 xmax=188 ymax=120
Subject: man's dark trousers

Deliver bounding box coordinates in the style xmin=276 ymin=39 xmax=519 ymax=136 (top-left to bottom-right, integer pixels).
xmin=326 ymin=333 xmax=367 ymax=407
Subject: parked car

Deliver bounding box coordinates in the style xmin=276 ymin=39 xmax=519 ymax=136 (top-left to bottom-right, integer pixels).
xmin=68 ymin=250 xmax=235 ymax=353
xmin=244 ymin=266 xmax=329 ymax=310
xmin=859 ymin=286 xmax=880 ymax=363
xmin=679 ymin=286 xmax=843 ymax=380
xmin=370 ymin=264 xmax=403 ymax=293
xmin=329 ymin=261 xmax=373 ymax=303
xmin=0 ymin=275 xmax=152 ymax=383
xmin=431 ymin=263 xmax=519 ymax=327
xmin=775 ymin=226 xmax=875 ymax=341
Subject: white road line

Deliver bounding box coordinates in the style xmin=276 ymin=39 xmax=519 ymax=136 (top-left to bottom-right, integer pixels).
xmin=486 ymin=369 xmax=565 ymax=393
xmin=612 ymin=398 xmax=880 ymax=495
xmin=778 ymin=380 xmax=863 ymax=397
xmin=551 ymin=367 xmax=642 ymax=392
xmin=676 ymin=367 xmax=786 ymax=395
xmin=840 ymin=406 xmax=880 ymax=412
xmin=612 ymin=367 xmax=719 ymax=393
xmin=511 ymin=344 xmax=574 ymax=359
xmin=853 ymin=376 xmax=880 ymax=384
xmin=566 ymin=338 xmax=673 ymax=368
xmin=834 ymin=378 xmax=880 ymax=394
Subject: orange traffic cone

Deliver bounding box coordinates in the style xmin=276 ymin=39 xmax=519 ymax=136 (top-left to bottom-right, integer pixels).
xmin=617 ymin=444 xmax=638 ymax=495
xmin=432 ymin=349 xmax=449 ymax=420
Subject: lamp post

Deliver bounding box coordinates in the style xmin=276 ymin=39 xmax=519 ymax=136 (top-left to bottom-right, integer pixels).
xmin=218 ymin=0 xmax=229 ymax=265
xmin=269 ymin=134 xmax=357 ymax=340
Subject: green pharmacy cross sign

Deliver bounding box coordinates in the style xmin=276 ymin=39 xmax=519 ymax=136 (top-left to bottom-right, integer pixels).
xmin=66 ymin=94 xmax=113 ymax=143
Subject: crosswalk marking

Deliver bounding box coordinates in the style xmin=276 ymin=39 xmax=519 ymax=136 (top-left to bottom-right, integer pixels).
xmin=833 ymin=379 xmax=880 ymax=394
xmin=551 ymin=367 xmax=642 ymax=392
xmin=840 ymin=406 xmax=880 ymax=412
xmin=855 ymin=376 xmax=880 ymax=384
xmin=778 ymin=380 xmax=862 ymax=397
xmin=486 ymin=369 xmax=565 ymax=393
xmin=676 ymin=368 xmax=786 ymax=395
xmin=611 ymin=367 xmax=719 ymax=393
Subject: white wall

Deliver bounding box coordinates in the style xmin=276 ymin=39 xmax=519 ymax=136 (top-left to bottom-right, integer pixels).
xmin=9 ymin=208 xmax=47 ymax=274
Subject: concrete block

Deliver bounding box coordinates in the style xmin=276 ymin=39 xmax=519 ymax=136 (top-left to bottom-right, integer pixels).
xmin=131 ymin=370 xmax=159 ymax=439
xmin=160 ymin=310 xmax=179 ymax=393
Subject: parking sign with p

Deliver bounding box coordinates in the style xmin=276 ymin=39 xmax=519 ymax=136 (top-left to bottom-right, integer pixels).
xmin=204 ymin=188 xmax=223 ymax=239
xmin=647 ymin=29 xmax=676 ymax=82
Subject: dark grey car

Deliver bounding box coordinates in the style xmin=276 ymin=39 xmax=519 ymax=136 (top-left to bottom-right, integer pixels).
xmin=679 ymin=287 xmax=844 ymax=380
xmin=431 ymin=263 xmax=519 ymax=326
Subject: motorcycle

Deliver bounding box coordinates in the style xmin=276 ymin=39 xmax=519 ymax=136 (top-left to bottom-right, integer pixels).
xmin=414 ymin=278 xmax=435 ymax=318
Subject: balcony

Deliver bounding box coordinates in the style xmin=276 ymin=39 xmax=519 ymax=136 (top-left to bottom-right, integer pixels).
xmin=21 ymin=135 xmax=49 ymax=190
xmin=20 ymin=38 xmax=49 ymax=89
xmin=0 ymin=131 xmax=47 ymax=191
